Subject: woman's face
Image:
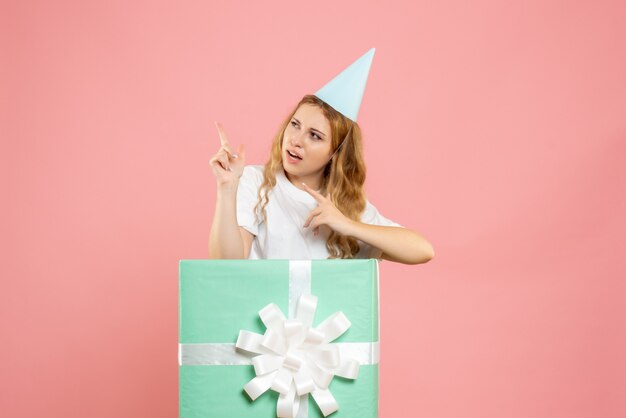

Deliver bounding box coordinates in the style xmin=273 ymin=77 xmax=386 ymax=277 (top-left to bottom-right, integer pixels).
xmin=281 ymin=104 xmax=333 ymax=184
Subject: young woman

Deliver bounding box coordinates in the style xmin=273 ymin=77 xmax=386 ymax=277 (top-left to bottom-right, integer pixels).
xmin=208 ymin=93 xmax=434 ymax=264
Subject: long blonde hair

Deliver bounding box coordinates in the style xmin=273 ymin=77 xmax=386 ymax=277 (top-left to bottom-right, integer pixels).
xmin=254 ymin=95 xmax=367 ymax=258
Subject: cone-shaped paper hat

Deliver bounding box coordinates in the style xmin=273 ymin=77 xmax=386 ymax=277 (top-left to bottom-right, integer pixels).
xmin=314 ymin=48 xmax=375 ymax=122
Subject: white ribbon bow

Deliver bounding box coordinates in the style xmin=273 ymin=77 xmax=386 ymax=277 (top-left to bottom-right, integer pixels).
xmin=235 ymin=294 xmax=360 ymax=417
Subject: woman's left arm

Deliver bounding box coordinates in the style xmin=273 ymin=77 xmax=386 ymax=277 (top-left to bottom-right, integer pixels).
xmin=302 ymin=183 xmax=434 ymax=265
xmin=343 ymin=222 xmax=434 ymax=265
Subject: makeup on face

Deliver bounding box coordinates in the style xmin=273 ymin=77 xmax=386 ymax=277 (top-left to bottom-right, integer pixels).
xmin=281 ymin=104 xmax=333 ymax=187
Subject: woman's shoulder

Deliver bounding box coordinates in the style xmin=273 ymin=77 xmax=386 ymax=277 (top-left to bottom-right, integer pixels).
xmin=243 ymin=164 xmax=264 ymax=175
xmin=361 ymin=199 xmax=403 ymax=227
xmin=361 ymin=199 xmax=379 ymax=222
xmin=240 ymin=165 xmax=264 ymax=185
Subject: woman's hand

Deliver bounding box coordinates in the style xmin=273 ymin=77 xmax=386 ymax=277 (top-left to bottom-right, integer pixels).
xmin=302 ymin=183 xmax=434 ymax=265
xmin=210 ymin=122 xmax=246 ymax=186
xmin=302 ymin=183 xmax=355 ymax=237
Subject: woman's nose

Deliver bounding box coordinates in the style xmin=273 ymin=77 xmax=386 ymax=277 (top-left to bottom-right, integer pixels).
xmin=290 ymin=131 xmax=305 ymax=147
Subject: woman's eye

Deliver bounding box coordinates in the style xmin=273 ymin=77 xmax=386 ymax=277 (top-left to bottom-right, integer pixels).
xmin=311 ymin=132 xmax=321 ymax=140
xmin=290 ymin=121 xmax=298 ymax=127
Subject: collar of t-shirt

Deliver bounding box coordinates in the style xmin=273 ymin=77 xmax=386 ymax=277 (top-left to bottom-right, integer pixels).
xmin=276 ymin=169 xmax=321 ymax=205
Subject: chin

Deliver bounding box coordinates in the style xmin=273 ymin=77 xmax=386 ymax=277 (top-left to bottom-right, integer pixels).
xmin=282 ymin=163 xmax=298 ymax=176
xmin=281 ymin=160 xmax=293 ymax=173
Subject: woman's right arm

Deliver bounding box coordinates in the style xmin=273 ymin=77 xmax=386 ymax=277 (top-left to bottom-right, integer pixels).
xmin=208 ymin=123 xmax=253 ymax=259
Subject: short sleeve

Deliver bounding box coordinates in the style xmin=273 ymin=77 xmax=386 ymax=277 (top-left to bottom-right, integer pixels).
xmin=358 ymin=201 xmax=404 ymax=259
xmin=361 ymin=201 xmax=403 ymax=228
xmin=236 ymin=166 xmax=263 ymax=236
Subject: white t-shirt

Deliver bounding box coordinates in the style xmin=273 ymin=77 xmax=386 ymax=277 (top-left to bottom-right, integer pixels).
xmin=236 ymin=165 xmax=403 ymax=260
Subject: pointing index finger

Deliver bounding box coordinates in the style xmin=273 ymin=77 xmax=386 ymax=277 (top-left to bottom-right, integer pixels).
xmin=214 ymin=122 xmax=230 ymax=148
xmin=301 ymin=183 xmax=325 ymax=202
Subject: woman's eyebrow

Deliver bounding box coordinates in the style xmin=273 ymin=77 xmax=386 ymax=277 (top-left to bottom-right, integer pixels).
xmin=292 ymin=117 xmax=327 ymax=138
xmin=310 ymin=128 xmax=326 ymax=138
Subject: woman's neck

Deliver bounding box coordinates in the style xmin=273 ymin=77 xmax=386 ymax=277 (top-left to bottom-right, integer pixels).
xmin=284 ymin=169 xmax=323 ymax=192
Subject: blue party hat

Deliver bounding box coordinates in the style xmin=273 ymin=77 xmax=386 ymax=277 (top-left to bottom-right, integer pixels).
xmin=314 ymin=48 xmax=375 ymax=122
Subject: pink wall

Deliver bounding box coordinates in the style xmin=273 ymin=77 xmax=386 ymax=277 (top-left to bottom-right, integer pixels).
xmin=2 ymin=0 xmax=625 ymax=417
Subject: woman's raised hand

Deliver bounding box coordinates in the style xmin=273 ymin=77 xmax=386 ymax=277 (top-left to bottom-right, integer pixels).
xmin=210 ymin=122 xmax=246 ymax=185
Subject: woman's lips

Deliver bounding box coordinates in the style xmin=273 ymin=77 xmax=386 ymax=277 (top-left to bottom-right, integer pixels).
xmin=285 ymin=150 xmax=302 ymax=164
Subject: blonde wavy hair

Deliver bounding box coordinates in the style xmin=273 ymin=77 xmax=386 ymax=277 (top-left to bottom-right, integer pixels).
xmin=254 ymin=95 xmax=367 ymax=258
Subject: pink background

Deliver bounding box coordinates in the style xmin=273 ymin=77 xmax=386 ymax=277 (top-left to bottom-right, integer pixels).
xmin=2 ymin=0 xmax=625 ymax=417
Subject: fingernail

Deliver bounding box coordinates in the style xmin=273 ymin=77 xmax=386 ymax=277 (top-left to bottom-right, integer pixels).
xmin=232 ymin=153 xmax=238 ymax=159
xmin=228 ymin=167 xmax=233 ymax=172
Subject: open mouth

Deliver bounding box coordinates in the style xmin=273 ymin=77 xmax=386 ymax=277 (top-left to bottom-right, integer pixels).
xmin=287 ymin=150 xmax=302 ymax=160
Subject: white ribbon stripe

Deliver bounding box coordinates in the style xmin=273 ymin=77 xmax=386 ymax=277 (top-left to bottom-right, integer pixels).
xmin=178 ymin=341 xmax=378 ymax=366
